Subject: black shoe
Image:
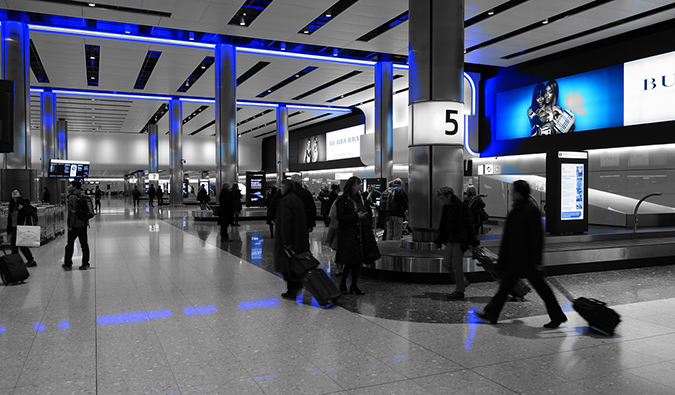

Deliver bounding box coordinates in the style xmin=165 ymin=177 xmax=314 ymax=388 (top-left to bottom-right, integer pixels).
xmin=476 ymin=311 xmax=498 ymax=324
xmin=543 ymin=317 xmax=568 ymax=329
xmin=79 ymin=264 xmax=90 ymax=270
xmin=447 ymin=291 xmax=465 ymax=300
xmin=62 ymin=264 xmax=72 ymax=271
xmin=26 ymin=260 xmax=37 ymax=268
xmin=281 ymin=291 xmax=297 ymax=300
xmin=350 ymin=286 xmax=365 ymax=295
xmin=339 ymin=284 xmax=349 ymax=294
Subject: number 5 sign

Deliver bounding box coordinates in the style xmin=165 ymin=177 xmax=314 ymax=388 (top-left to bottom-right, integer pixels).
xmin=409 ymin=101 xmax=465 ymax=146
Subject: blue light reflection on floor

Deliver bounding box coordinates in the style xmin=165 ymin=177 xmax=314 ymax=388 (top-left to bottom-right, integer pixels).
xmin=58 ymin=321 xmax=70 ymax=330
xmin=183 ymin=305 xmax=217 ymax=316
xmin=0 ymin=326 xmax=6 ymax=334
xmin=33 ymin=321 xmax=46 ymax=333
xmin=562 ymin=302 xmax=574 ymax=312
xmin=238 ymin=298 xmax=279 ymax=310
xmin=465 ymin=307 xmax=480 ymax=351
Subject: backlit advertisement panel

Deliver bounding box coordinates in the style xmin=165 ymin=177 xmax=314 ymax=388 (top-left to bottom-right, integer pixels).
xmin=493 ymin=49 xmax=675 ymax=142
xmin=297 ymin=135 xmax=326 ymax=163
xmin=326 ymin=125 xmax=365 ymax=161
xmin=624 ymin=50 xmax=675 ymax=126
xmin=560 ymin=163 xmax=584 ymax=221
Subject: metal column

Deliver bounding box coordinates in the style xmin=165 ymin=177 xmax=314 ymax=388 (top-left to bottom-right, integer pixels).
xmin=148 ymin=124 xmax=158 ymax=181
xmin=408 ymin=0 xmax=465 ymax=242
xmin=1 ymin=21 xmax=31 ymax=169
xmin=40 ymin=89 xmax=57 ymax=176
xmin=56 ymin=120 xmax=68 ymax=160
xmin=374 ymin=56 xmax=393 ymax=182
xmin=168 ymin=99 xmax=183 ymax=206
xmin=276 ymin=105 xmax=289 ymax=187
xmin=215 ymin=43 xmax=237 ymax=192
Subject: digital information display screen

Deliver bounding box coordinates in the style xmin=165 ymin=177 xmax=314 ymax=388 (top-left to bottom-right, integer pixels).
xmin=560 ymin=163 xmax=584 ymax=221
xmin=48 ymin=160 xmax=90 ymax=179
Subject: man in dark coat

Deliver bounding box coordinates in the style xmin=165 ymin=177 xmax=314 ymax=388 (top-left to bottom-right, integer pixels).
xmin=318 ymin=186 xmax=331 ymax=226
xmin=218 ymin=183 xmax=234 ymax=242
xmin=477 ymin=180 xmax=567 ymax=328
xmin=434 ymin=186 xmax=479 ymax=299
xmin=290 ymin=174 xmax=316 ymax=233
xmin=274 ymin=179 xmax=309 ymax=299
xmin=147 ymin=184 xmax=156 ymax=207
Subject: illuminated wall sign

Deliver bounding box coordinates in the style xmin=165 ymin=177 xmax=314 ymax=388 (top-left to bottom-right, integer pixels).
xmin=409 ymin=101 xmax=464 ymax=146
xmin=484 ymin=164 xmax=494 ymax=175
xmin=335 ymin=172 xmax=353 ymax=180
xmin=326 ymin=125 xmax=365 ymax=161
xmin=558 ymin=151 xmax=588 ymax=159
xmin=624 ymin=50 xmax=675 ymax=126
xmin=493 ymin=48 xmax=675 ymax=142
xmin=148 ymin=173 xmax=159 ymax=181
xmin=298 ymin=135 xmax=326 ymax=164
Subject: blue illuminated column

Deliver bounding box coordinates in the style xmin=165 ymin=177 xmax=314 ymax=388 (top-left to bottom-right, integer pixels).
xmin=168 ymin=99 xmax=183 ymax=205
xmin=40 ymin=89 xmax=57 ymax=176
xmin=375 ymin=55 xmax=393 ymax=182
xmin=147 ymin=124 xmax=158 ymax=181
xmin=56 ymin=119 xmax=67 ymax=159
xmin=276 ymin=105 xmax=289 ymax=187
xmin=1 ymin=21 xmax=31 ymax=169
xmin=408 ymin=0 xmax=465 ymax=242
xmin=215 ymin=43 xmax=237 ymax=193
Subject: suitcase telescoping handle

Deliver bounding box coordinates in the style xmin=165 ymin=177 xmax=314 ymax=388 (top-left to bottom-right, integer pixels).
xmin=546 ymin=277 xmax=576 ymax=303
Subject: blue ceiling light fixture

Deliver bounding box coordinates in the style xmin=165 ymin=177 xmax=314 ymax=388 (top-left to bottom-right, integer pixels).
xmin=356 ymin=11 xmax=409 ymax=42
xmin=228 ymin=0 xmax=275 ymax=27
xmin=177 ymin=56 xmax=215 ymax=93
xmin=133 ymin=50 xmax=162 ymax=90
xmin=29 ymin=40 xmax=50 ymax=83
xmin=298 ymin=0 xmax=358 ymax=35
xmin=256 ymin=66 xmax=318 ymax=98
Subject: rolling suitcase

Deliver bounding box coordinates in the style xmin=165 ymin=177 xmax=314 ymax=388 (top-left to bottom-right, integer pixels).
xmin=0 ymin=247 xmax=30 ymax=285
xmin=470 ymin=246 xmax=531 ymax=299
xmin=302 ymin=268 xmax=341 ymax=308
xmin=548 ymin=278 xmax=621 ymax=335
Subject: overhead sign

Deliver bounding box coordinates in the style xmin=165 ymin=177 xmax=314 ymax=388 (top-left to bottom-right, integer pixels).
xmin=335 ymin=172 xmax=353 ymax=180
xmin=410 ymin=101 xmax=465 ymax=146
xmin=326 ymin=125 xmax=365 ymax=161
xmin=558 ymin=151 xmax=588 ymax=159
xmin=148 ymin=173 xmax=159 ymax=181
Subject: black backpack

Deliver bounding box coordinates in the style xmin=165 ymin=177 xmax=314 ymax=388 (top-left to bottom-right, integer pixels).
xmin=71 ymin=194 xmax=96 ymax=220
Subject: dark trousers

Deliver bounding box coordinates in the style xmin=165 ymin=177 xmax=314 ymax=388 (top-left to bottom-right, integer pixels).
xmin=340 ymin=263 xmax=361 ymax=289
xmin=95 ymin=199 xmax=101 ymax=211
xmin=283 ymin=275 xmax=302 ymax=293
xmin=148 ymin=197 xmax=154 ymax=206
xmin=484 ymin=270 xmax=566 ymax=322
xmin=220 ymin=223 xmax=230 ymax=240
xmin=64 ymin=227 xmax=90 ymax=266
xmin=10 ymin=230 xmax=33 ymax=262
xmin=133 ymin=197 xmax=140 ymax=207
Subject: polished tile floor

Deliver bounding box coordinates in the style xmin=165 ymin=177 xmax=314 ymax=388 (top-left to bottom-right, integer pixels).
xmin=1 ymin=199 xmax=675 ymax=395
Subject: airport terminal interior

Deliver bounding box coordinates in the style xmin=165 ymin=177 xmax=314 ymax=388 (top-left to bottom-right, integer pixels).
xmin=2 ymin=0 xmax=675 ymax=394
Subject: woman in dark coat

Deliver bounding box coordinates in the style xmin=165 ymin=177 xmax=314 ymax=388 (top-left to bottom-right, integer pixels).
xmin=218 ymin=183 xmax=234 ymax=242
xmin=336 ymin=176 xmax=378 ymax=295
xmin=274 ymin=179 xmax=309 ymax=299
xmin=477 ymin=180 xmax=567 ymax=328
xmin=266 ymin=186 xmax=279 ymax=238
xmin=231 ymin=184 xmax=243 ymax=226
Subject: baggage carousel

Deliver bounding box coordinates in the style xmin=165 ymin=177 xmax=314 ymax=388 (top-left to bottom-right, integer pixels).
xmin=365 ymin=229 xmax=675 ymax=283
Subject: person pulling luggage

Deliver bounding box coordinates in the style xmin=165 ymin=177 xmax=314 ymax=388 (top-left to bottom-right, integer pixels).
xmin=477 ymin=180 xmax=567 ymax=328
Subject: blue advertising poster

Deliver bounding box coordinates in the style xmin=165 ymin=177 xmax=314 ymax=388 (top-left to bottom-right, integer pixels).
xmin=495 ymin=65 xmax=624 ymax=141
xmin=560 ymin=163 xmax=584 ymax=221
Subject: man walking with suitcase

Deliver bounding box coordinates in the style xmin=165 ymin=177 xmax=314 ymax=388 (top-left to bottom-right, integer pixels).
xmin=477 ymin=180 xmax=567 ymax=328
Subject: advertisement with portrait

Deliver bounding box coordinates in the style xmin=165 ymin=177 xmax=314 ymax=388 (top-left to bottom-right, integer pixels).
xmin=297 ymin=135 xmax=326 ymax=164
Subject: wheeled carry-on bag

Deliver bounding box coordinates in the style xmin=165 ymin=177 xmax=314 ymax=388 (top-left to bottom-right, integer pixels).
xmin=470 ymin=246 xmax=531 ymax=299
xmin=302 ymin=268 xmax=341 ymax=308
xmin=548 ymin=278 xmax=621 ymax=335
xmin=0 ymin=247 xmax=30 ymax=285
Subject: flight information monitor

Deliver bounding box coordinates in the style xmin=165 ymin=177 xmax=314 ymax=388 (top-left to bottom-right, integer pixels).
xmin=48 ymin=160 xmax=90 ymax=179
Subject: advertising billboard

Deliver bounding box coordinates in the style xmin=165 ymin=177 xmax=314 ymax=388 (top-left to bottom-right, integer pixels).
xmin=297 ymin=134 xmax=326 ymax=164
xmin=492 ymin=48 xmax=675 ymax=142
xmin=325 ymin=124 xmax=365 ymax=161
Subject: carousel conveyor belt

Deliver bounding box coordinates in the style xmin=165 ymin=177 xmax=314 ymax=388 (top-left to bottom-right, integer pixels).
xmin=368 ymin=232 xmax=675 ymax=279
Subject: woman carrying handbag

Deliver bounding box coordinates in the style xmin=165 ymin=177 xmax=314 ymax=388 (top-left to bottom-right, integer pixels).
xmin=335 ymin=177 xmax=380 ymax=295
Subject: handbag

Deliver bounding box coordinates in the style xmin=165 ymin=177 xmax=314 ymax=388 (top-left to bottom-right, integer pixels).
xmin=285 ymin=250 xmax=320 ymax=278
xmin=362 ymin=225 xmax=381 ymax=265
xmin=479 ymin=208 xmax=490 ymax=222
xmin=15 ymin=225 xmax=41 ymax=247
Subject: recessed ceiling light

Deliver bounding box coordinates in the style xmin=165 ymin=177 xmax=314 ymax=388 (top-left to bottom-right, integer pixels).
xmin=543 ymin=18 xmax=549 ymax=24
xmin=325 ymin=12 xmax=332 ymax=18
xmin=240 ymin=16 xmax=246 ymax=26
xmin=89 ymin=56 xmax=95 ymax=60
xmin=201 ymin=65 xmax=206 ymax=69
xmin=88 ymin=3 xmax=95 ymax=7
xmin=303 ymin=29 xmax=309 ymax=34
xmin=488 ymin=10 xmax=494 ymax=15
